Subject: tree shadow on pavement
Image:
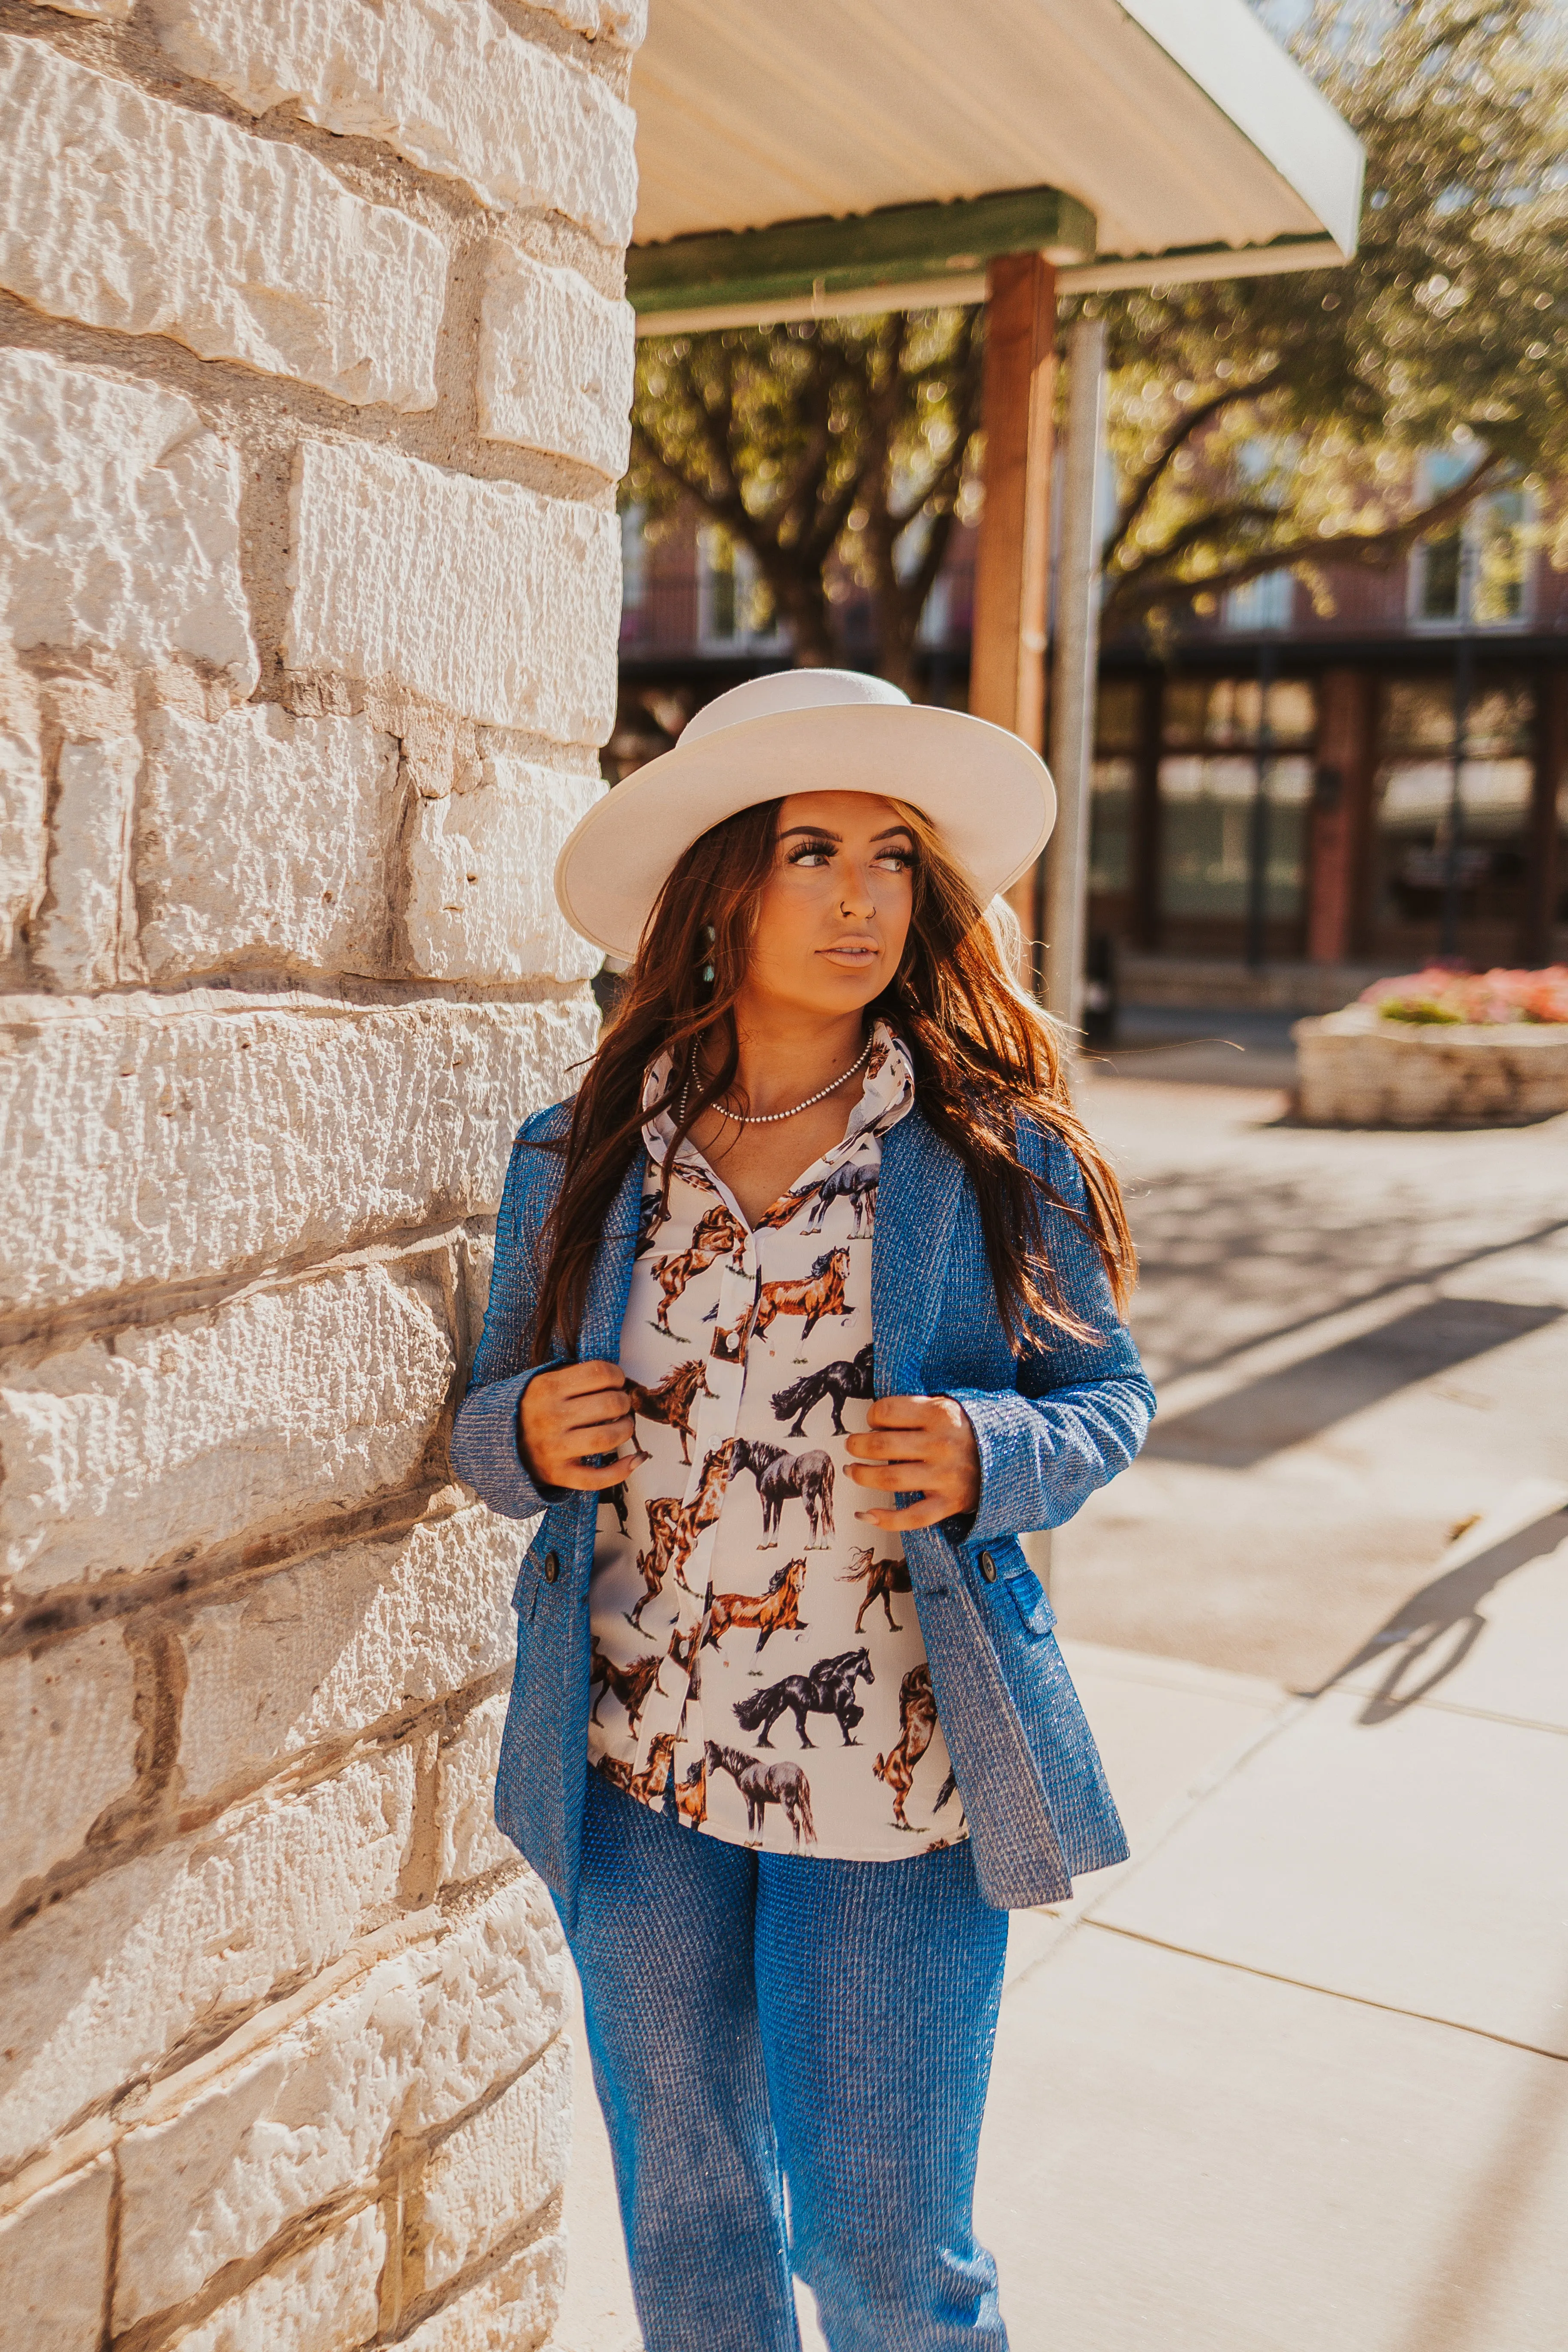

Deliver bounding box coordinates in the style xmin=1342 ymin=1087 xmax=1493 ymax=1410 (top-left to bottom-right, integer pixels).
xmin=1311 ymin=1507 xmax=1568 ymax=1724
xmin=1145 ymin=1297 xmax=1564 ymax=1470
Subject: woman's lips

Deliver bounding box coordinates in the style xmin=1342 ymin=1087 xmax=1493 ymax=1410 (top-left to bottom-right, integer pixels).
xmin=821 ymin=937 xmax=879 ymax=962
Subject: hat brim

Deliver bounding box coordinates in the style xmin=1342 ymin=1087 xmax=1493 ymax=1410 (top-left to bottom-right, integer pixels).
xmin=556 ymin=702 xmax=1057 ymax=959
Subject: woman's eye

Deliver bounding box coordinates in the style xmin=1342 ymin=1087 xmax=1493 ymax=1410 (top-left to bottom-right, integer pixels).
xmin=873 ymin=848 xmax=913 ymax=871
xmin=787 ymin=839 xmax=837 ymax=867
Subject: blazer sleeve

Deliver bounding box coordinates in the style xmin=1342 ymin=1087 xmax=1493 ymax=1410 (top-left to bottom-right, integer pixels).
xmin=447 ymin=1109 xmax=569 ymax=1522
xmin=943 ymin=1125 xmax=1156 ymax=1545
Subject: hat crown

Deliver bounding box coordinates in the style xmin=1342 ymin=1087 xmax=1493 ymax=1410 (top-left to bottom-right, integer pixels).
xmin=680 ymin=667 xmax=910 ymax=748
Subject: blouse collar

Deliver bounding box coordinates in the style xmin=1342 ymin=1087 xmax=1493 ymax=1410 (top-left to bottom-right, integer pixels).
xmin=641 ymin=1018 xmax=914 ymax=1172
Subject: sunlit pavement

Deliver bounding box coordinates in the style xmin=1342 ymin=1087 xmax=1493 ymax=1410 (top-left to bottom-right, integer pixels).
xmin=547 ymin=1070 xmax=1568 ymax=2352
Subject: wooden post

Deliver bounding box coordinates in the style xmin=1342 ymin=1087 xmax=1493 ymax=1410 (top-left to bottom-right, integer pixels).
xmin=1308 ymin=668 xmax=1372 ymax=964
xmin=969 ymin=252 xmax=1057 ymax=966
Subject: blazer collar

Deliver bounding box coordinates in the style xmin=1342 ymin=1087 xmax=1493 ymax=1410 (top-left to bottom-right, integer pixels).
xmin=871 ymin=1105 xmax=966 ymax=1395
xmin=578 ymin=1147 xmax=648 ymax=1363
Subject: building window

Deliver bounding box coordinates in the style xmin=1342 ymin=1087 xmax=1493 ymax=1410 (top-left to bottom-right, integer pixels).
xmin=1156 ymin=676 xmax=1317 ymax=946
xmin=1409 ymin=453 xmax=1533 ymax=629
xmin=1222 ymin=570 xmax=1295 ymax=631
xmin=698 ymin=526 xmax=782 ymax=649
xmin=1372 ymin=677 xmax=1536 ymax=957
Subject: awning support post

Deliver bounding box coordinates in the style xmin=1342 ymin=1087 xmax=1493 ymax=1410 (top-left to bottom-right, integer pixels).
xmin=969 ymin=253 xmax=1057 ymax=975
xmin=1043 ymin=311 xmax=1108 ymax=1037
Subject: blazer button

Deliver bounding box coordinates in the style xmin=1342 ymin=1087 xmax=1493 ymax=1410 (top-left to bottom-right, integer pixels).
xmin=978 ymin=1550 xmax=997 ymax=1583
xmin=542 ymin=1552 xmax=560 ymax=1583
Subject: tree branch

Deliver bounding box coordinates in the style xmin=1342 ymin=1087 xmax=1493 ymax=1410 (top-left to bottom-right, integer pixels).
xmin=1108 ymin=367 xmax=1286 ymax=564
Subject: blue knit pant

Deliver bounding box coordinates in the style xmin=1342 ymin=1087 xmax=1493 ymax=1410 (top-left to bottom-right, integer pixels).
xmin=559 ymin=1772 xmax=1011 ymax=2352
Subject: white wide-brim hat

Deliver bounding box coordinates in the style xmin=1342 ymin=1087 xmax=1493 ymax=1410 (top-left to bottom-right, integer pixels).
xmin=554 ymin=668 xmax=1056 ymax=959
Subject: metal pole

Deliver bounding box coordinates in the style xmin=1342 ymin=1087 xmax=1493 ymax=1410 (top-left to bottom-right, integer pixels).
xmin=1044 ymin=312 xmax=1108 ymax=1034
xmin=1245 ymin=636 xmax=1277 ymax=971
xmin=1440 ymin=536 xmax=1476 ymax=958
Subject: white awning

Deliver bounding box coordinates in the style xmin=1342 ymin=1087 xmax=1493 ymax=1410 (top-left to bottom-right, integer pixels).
xmin=630 ymin=0 xmax=1364 ymax=326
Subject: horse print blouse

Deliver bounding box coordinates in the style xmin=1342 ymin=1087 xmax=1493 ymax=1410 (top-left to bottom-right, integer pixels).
xmin=585 ymin=1020 xmax=967 ymax=1861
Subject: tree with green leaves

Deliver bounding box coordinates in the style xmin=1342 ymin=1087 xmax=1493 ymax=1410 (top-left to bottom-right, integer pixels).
xmin=1094 ymin=0 xmax=1568 ymax=628
xmin=626 ymin=309 xmax=981 ymax=688
xmin=627 ymin=0 xmax=1568 ymax=668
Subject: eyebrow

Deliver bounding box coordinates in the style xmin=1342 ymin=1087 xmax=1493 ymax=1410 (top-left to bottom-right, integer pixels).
xmin=778 ymin=824 xmax=915 ymax=843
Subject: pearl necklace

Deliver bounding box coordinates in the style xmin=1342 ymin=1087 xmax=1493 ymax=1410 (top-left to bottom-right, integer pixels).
xmin=680 ymin=1033 xmax=873 ymax=1127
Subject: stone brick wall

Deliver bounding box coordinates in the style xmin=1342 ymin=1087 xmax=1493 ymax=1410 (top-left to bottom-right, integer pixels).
xmin=0 ymin=2 xmax=642 ymax=2344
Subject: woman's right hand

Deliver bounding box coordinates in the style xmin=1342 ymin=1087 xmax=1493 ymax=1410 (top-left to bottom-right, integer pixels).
xmin=519 ymin=1361 xmax=645 ymax=1491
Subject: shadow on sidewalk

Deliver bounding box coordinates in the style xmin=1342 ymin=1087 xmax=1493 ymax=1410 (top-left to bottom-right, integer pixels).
xmin=1313 ymin=1507 xmax=1568 ymax=1725
xmin=1146 ymin=1296 xmax=1563 ymax=1469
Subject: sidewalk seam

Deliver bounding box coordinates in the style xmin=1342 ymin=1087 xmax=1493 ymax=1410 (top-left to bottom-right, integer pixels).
xmin=1082 ymin=1918 xmax=1568 ymax=2064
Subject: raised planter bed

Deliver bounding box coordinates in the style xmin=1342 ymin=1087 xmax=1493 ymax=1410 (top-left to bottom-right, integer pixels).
xmin=1294 ymin=1001 xmax=1568 ymax=1127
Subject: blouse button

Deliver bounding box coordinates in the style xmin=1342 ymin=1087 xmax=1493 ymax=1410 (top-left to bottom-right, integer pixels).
xmin=542 ymin=1552 xmax=560 ymax=1583
xmin=978 ymin=1550 xmax=997 ymax=1583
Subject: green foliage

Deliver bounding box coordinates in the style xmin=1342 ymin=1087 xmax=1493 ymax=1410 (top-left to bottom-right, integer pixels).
xmin=1096 ymin=0 xmax=1568 ymax=623
xmin=626 ymin=309 xmax=981 ymax=683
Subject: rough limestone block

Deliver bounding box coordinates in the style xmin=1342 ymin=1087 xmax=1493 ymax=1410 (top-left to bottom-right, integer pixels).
xmin=435 ymin=1693 xmax=514 ymax=1889
xmin=178 ymin=1511 xmax=520 ymax=1799
xmin=421 ymin=2038 xmax=571 ymax=2293
xmin=536 ymin=0 xmax=646 ymax=43
xmin=173 ymin=2204 xmax=386 ymax=2352
xmin=0 ymin=991 xmax=594 ymax=1315
xmin=0 ymin=39 xmax=445 ymax=410
xmin=287 ymin=441 xmax=619 ymax=745
xmin=406 ymin=759 xmax=604 ymax=983
xmin=0 ymin=1626 xmax=139 ymax=1909
xmin=137 ymin=704 xmax=399 ymax=980
xmin=401 ymin=2231 xmax=565 ymax=2352
xmin=113 ymin=1876 xmax=564 ymax=2324
xmin=0 ymin=1258 xmax=456 ymax=1598
xmin=478 ymin=248 xmax=633 ymax=479
xmin=148 ymin=0 xmax=637 ymax=249
xmin=0 ymin=2155 xmax=113 ymax=2352
xmin=0 ymin=643 xmax=45 ymax=965
xmin=32 ymin=735 xmax=140 ymax=990
xmin=0 ymin=1745 xmax=415 ymax=2173
xmin=21 ymin=0 xmax=132 ymax=16
xmin=0 ymin=349 xmax=256 ymax=695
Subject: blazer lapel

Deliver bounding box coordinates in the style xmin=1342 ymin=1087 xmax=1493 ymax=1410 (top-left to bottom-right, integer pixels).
xmin=577 ymin=1147 xmax=648 ymax=1364
xmin=872 ymin=1107 xmax=965 ymax=1396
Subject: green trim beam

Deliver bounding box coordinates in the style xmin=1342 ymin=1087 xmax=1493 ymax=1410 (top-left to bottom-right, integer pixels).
xmin=626 ymin=186 xmax=1096 ymax=318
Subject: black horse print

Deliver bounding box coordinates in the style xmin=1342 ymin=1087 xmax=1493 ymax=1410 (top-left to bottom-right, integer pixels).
xmin=706 ymin=1741 xmax=817 ymax=1846
xmin=729 ymin=1436 xmax=835 ymax=1547
xmin=732 ymin=1647 xmax=875 ymax=1749
xmin=771 ymin=1340 xmax=874 ymax=1436
xmin=803 ymin=1158 xmax=876 ymax=1234
xmin=600 ymin=1481 xmax=631 ymax=1536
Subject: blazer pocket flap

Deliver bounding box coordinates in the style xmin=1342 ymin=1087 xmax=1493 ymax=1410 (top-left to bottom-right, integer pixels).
xmin=1004 ymin=1566 xmax=1056 ymax=1638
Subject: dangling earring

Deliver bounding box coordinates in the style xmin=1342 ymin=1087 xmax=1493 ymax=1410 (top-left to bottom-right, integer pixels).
xmin=698 ymin=923 xmax=715 ymax=985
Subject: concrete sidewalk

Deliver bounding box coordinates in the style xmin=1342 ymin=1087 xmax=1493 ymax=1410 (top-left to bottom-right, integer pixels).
xmin=546 ymin=1488 xmax=1568 ymax=2351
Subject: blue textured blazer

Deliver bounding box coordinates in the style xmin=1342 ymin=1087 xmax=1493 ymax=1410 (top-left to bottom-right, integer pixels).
xmin=450 ymin=1096 xmax=1156 ymax=1922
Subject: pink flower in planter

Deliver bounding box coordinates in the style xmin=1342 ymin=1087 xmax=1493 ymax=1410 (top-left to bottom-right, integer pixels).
xmin=1360 ymin=966 xmax=1568 ymax=1026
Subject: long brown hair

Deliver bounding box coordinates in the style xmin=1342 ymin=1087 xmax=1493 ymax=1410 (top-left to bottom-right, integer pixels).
xmin=528 ymin=797 xmax=1135 ymax=1360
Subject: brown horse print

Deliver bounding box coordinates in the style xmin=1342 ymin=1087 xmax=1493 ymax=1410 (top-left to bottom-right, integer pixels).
xmin=874 ymin=1662 xmax=939 ymax=1831
xmin=635 ymin=1165 xmax=720 ymax=1258
xmin=732 ymin=1647 xmax=875 ymax=1749
xmin=624 ymin=1356 xmax=714 ymax=1464
xmin=750 ymin=1246 xmax=852 ymax=1344
xmin=588 ymin=1638 xmax=665 ymax=1735
xmin=628 ymin=1440 xmax=735 ymax=1625
xmin=648 ymin=1204 xmax=746 ymax=1337
xmin=771 ymin=1340 xmax=875 ymax=1436
xmin=596 ymin=1731 xmax=679 ymax=1807
xmin=708 ymin=1308 xmax=753 ymax=1364
xmin=701 ymin=1556 xmax=808 ymax=1654
xmin=665 ymin=1619 xmax=700 ymax=1678
xmin=674 ymin=1753 xmax=707 ymax=1826
xmin=841 ymin=1543 xmax=913 ymax=1633
xmin=705 ymin=1741 xmax=817 ymax=1846
xmin=729 ymin=1437 xmax=835 ymax=1548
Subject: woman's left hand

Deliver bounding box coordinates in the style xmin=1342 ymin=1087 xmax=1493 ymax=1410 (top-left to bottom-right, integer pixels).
xmin=844 ymin=1395 xmax=981 ymax=1531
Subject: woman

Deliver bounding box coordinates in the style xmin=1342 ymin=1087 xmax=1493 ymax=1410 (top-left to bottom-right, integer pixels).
xmin=451 ymin=668 xmax=1154 ymax=2352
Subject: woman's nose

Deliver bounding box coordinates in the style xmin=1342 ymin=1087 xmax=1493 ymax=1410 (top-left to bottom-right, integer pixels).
xmin=839 ymin=862 xmax=876 ymax=916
